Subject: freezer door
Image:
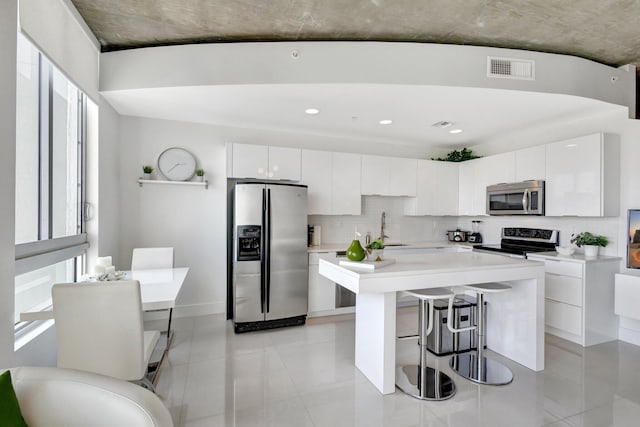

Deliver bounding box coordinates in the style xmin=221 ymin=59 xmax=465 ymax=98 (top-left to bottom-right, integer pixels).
xmin=233 ymin=261 xmax=264 ymax=323
xmin=265 ymin=184 xmax=309 ymax=320
xmin=233 ymin=184 xmax=266 ymax=323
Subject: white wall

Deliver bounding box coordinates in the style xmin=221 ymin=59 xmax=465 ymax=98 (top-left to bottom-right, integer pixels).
xmin=0 ymin=0 xmax=18 ymax=368
xmin=97 ymin=98 xmax=122 ymax=265
xmin=118 ymin=116 xmax=227 ymax=316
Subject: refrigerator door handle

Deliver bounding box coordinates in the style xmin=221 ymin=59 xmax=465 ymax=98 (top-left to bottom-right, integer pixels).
xmin=265 ymin=188 xmax=272 ymax=313
xmin=260 ymin=188 xmax=267 ymax=314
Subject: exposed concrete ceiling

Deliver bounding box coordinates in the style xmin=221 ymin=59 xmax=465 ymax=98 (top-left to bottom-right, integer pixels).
xmin=73 ymin=0 xmax=638 ymax=154
xmin=72 ymin=0 xmax=640 ymax=68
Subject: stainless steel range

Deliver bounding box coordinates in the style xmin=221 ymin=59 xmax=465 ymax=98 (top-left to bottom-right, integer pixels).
xmin=474 ymin=227 xmax=559 ymax=258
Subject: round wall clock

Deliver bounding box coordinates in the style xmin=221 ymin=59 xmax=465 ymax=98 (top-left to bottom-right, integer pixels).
xmin=157 ymin=147 xmax=197 ymax=181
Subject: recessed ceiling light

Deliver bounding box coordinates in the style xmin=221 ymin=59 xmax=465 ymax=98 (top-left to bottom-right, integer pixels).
xmin=305 ymin=108 xmax=320 ymax=115
xmin=449 ymin=129 xmax=463 ymax=134
xmin=566 ymin=143 xmax=577 ymax=147
xmin=379 ymin=119 xmax=393 ymax=125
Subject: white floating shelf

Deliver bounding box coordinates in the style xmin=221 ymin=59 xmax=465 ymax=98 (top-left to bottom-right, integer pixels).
xmin=137 ymin=178 xmax=208 ymax=189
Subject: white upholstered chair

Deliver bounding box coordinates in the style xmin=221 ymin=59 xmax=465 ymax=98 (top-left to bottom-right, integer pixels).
xmin=131 ymin=247 xmax=174 ymax=270
xmin=4 ymin=366 xmax=173 ymax=427
xmin=52 ymin=280 xmax=160 ymax=391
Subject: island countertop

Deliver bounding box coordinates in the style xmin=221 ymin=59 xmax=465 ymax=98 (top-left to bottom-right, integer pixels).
xmin=319 ymin=251 xmax=544 ymax=295
xmin=319 ymin=251 xmax=546 ymax=394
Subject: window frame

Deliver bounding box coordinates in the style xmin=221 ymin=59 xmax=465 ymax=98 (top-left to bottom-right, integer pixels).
xmin=14 ymin=33 xmax=88 ymax=326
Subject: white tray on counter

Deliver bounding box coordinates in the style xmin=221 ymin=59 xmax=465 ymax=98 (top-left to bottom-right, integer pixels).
xmin=339 ymin=259 xmax=396 ymax=270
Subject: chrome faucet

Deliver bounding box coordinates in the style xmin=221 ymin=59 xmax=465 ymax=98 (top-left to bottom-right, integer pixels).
xmin=380 ymin=211 xmax=389 ymax=243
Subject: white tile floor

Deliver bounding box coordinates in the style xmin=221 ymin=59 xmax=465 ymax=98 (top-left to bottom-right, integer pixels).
xmin=150 ymin=310 xmax=640 ymax=427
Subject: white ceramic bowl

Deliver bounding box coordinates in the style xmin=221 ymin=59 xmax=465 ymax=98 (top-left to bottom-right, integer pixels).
xmin=555 ymin=246 xmax=575 ymax=256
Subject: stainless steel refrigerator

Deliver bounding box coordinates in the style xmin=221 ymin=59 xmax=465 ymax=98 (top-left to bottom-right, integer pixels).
xmin=231 ymin=182 xmax=308 ymax=333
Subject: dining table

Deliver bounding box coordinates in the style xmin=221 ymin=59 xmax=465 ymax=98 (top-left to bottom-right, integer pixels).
xmin=20 ymin=267 xmax=189 ymax=352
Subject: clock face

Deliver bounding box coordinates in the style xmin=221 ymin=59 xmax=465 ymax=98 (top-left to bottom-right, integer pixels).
xmin=157 ymin=147 xmax=197 ymax=181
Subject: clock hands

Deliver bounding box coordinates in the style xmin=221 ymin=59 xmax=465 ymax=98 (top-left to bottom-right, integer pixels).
xmin=166 ymin=162 xmax=185 ymax=173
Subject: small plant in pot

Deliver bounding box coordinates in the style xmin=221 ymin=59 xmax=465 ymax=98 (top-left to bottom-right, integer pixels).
xmin=570 ymin=232 xmax=608 ymax=257
xmin=366 ymin=239 xmax=385 ymax=262
xmin=142 ymin=165 xmax=154 ymax=179
xmin=195 ymin=168 xmax=205 ymax=182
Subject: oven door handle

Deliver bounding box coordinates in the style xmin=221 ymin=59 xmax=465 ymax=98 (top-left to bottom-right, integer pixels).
xmin=522 ymin=189 xmax=530 ymax=213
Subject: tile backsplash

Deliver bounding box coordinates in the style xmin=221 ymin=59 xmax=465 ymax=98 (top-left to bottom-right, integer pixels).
xmin=308 ymin=196 xmax=620 ymax=257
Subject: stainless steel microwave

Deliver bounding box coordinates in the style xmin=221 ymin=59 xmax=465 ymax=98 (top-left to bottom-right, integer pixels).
xmin=486 ymin=180 xmax=545 ymax=215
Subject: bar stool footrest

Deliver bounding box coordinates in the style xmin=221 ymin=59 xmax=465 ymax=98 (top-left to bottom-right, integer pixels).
xmin=449 ymin=353 xmax=513 ymax=385
xmin=396 ymin=365 xmax=456 ymax=400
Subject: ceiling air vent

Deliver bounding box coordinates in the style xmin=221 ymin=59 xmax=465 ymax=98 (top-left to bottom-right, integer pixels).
xmin=487 ymin=57 xmax=535 ymax=80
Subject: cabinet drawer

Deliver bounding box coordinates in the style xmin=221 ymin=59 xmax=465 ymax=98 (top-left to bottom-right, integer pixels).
xmin=545 ymin=299 xmax=582 ymax=336
xmin=546 ymin=274 xmax=583 ymax=306
xmin=542 ymin=259 xmax=583 ymax=278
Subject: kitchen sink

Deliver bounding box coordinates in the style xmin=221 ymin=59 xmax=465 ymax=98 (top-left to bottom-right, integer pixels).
xmin=385 ymin=243 xmax=408 ymax=247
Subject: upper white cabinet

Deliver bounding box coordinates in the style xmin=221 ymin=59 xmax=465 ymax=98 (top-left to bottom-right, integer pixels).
xmin=301 ymin=150 xmax=332 ymax=215
xmin=227 ymin=143 xmax=301 ymax=181
xmin=514 ymin=145 xmax=546 ymax=181
xmin=332 ymin=152 xmax=362 ymax=215
xmin=458 ymin=152 xmax=515 ymax=216
xmin=302 ymin=150 xmax=361 ymax=215
xmin=545 ymin=133 xmax=620 ymax=217
xmin=405 ymin=160 xmax=458 ymax=216
xmin=361 ymin=155 xmax=417 ymax=197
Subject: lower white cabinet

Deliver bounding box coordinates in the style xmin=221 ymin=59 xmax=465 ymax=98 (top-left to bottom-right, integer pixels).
xmin=308 ymin=251 xmax=356 ymax=317
xmin=528 ymin=254 xmax=620 ymax=346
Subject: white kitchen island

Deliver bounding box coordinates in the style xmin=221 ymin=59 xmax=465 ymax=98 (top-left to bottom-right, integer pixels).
xmin=319 ymin=251 xmax=546 ymax=394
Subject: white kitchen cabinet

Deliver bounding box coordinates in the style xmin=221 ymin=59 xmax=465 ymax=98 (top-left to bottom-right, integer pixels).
xmin=457 ymin=160 xmax=475 ymax=216
xmin=302 ymin=150 xmax=361 ymax=215
xmin=228 ymin=143 xmax=301 ymax=181
xmin=528 ymin=253 xmax=620 ymax=346
xmin=545 ymin=133 xmax=620 ymax=217
xmin=405 ymin=160 xmax=458 ymax=216
xmin=514 ymin=145 xmax=546 ymax=181
xmin=469 ymin=152 xmax=516 ymax=216
xmin=301 ymin=150 xmax=333 ymax=215
xmin=361 ymin=155 xmax=417 ymax=196
xmin=332 ymin=152 xmax=362 ymax=215
xmin=308 ymin=252 xmax=338 ymax=315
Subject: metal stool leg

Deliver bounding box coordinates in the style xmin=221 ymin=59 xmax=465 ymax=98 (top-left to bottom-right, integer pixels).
xmin=396 ymin=298 xmax=456 ymax=400
xmin=449 ymin=292 xmax=513 ymax=385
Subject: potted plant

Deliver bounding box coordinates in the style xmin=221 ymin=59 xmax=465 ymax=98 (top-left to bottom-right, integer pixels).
xmin=366 ymin=238 xmax=385 ymax=262
xmin=570 ymin=232 xmax=608 ymax=257
xmin=142 ymin=165 xmax=154 ymax=180
xmin=195 ymin=168 xmax=205 ymax=182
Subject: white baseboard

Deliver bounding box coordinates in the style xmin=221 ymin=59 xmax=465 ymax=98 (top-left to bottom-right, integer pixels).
xmin=174 ymin=301 xmax=226 ymax=318
xmin=618 ymin=327 xmax=640 ymax=346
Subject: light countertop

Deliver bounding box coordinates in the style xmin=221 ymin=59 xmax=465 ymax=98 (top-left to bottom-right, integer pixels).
xmin=527 ymin=251 xmax=621 ymax=263
xmin=319 ymin=251 xmax=543 ymax=294
xmin=308 ymin=241 xmax=480 ymax=253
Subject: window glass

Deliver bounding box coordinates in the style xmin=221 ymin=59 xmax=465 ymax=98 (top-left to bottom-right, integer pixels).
xmin=15 ymin=33 xmax=39 ymax=244
xmin=51 ymin=67 xmax=80 ymax=239
xmin=14 ymin=33 xmax=86 ymax=325
xmin=14 ymin=257 xmax=78 ymax=324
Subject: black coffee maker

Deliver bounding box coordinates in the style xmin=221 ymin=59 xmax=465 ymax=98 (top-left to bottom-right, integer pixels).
xmin=468 ymin=220 xmax=483 ymax=243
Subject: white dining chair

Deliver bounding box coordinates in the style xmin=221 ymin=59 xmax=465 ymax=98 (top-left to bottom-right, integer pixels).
xmin=52 ymin=280 xmax=160 ymax=391
xmin=131 ymin=247 xmax=174 ymax=270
